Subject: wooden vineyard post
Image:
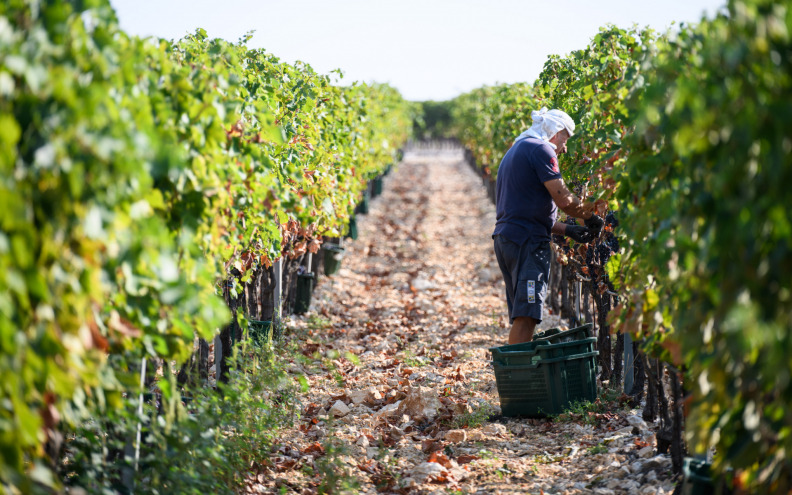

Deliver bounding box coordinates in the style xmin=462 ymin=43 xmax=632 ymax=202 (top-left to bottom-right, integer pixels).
xmin=134 ymin=357 xmax=146 ymax=473
xmin=624 ymin=330 xmax=634 ymax=394
xmin=214 ymin=334 xmax=222 ymax=383
xmin=273 ymin=258 xmax=283 ymax=337
xmin=121 ymin=356 xmax=147 ymax=491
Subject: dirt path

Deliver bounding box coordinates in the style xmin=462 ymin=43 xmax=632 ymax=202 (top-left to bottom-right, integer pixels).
xmin=259 ymin=147 xmax=677 ymax=495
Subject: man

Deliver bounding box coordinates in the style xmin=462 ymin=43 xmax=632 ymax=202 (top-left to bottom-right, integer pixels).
xmin=493 ymin=108 xmax=603 ymax=344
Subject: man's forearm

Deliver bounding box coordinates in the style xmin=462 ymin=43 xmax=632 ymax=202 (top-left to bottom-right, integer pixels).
xmin=551 ymin=222 xmax=567 ymax=236
xmin=544 ymin=178 xmax=593 ymax=219
xmin=558 ymin=196 xmax=592 ymax=219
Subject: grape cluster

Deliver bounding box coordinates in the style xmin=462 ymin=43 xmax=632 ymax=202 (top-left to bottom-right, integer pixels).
xmin=553 ymin=210 xmax=620 ymax=288
xmin=593 ymin=214 xmax=619 ymax=264
xmin=605 ymin=211 xmax=619 ymax=228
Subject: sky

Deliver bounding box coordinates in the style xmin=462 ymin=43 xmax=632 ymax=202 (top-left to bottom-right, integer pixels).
xmin=109 ymin=0 xmax=727 ymax=102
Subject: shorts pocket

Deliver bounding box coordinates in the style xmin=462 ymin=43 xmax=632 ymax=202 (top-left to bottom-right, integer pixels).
xmin=517 ymin=270 xmax=546 ymax=305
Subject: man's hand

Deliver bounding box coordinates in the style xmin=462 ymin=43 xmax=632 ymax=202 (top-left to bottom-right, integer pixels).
xmin=566 ymin=225 xmax=593 ymax=243
xmin=584 ymin=214 xmax=604 ymax=237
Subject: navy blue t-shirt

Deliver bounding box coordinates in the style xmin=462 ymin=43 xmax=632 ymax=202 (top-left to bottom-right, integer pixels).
xmin=492 ymin=137 xmax=562 ymax=244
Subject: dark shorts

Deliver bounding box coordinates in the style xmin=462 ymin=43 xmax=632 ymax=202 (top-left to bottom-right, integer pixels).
xmin=493 ymin=235 xmax=551 ymax=324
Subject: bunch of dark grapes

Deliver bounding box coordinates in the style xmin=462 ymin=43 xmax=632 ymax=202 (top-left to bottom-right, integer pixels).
xmin=605 ymin=211 xmax=619 ymax=228
xmin=603 ymin=211 xmax=619 ymax=257
xmin=582 ymin=211 xmax=621 ymax=279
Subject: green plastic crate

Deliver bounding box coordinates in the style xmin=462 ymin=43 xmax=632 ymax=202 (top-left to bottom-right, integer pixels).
xmin=489 ymin=338 xmax=596 ymax=366
xmin=682 ymin=458 xmax=714 ymax=495
xmin=534 ymin=323 xmax=593 ymax=344
xmin=489 ymin=340 xmax=550 ymax=366
xmin=322 ymin=244 xmax=345 ymax=276
xmin=682 ymin=457 xmax=734 ymax=495
xmin=293 ymin=273 xmax=314 ymax=314
xmin=534 ymin=327 xmax=561 ymax=339
xmin=372 ymin=176 xmax=384 ymax=197
xmin=535 ymin=338 xmax=596 ymax=360
xmin=355 ymin=188 xmax=371 ymax=215
xmin=493 ymin=350 xmax=599 ymax=417
xmin=345 ymin=215 xmax=358 ymax=240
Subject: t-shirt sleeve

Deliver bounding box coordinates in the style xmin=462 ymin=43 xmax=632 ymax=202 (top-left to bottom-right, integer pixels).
xmin=531 ymin=144 xmax=563 ymax=182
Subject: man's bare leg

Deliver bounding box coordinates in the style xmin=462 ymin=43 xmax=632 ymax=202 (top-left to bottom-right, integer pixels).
xmin=509 ymin=317 xmax=538 ymax=344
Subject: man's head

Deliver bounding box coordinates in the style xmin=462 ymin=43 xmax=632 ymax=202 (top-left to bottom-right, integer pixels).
xmin=546 ymin=109 xmax=575 ymax=137
xmin=519 ymin=107 xmax=576 ymax=152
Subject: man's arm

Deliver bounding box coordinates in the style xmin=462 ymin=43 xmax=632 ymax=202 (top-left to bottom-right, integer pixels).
xmin=551 ymin=222 xmax=569 ymax=235
xmin=544 ymin=178 xmax=593 ymax=219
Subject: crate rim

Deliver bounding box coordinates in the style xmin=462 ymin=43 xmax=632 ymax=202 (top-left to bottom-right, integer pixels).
xmin=492 ymin=350 xmax=599 ymax=370
xmin=533 ymin=322 xmax=593 ymax=341
xmin=489 ymin=337 xmax=597 ymax=356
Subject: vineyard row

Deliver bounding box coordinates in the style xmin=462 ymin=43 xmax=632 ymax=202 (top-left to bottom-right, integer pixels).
xmin=432 ymin=1 xmax=792 ymax=492
xmin=0 ymin=0 xmax=413 ymax=489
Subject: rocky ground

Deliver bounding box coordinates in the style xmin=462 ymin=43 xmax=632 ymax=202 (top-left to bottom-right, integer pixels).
xmin=251 ymin=147 xmax=679 ymax=494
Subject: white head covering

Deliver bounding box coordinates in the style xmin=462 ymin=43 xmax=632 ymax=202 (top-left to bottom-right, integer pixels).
xmin=514 ymin=107 xmax=575 ymax=149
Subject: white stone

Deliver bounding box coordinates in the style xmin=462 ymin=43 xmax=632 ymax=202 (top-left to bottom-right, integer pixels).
xmin=411 ymin=462 xmax=447 ymax=482
xmin=638 ymin=446 xmax=655 ymax=458
xmin=481 ymin=423 xmax=507 ymax=437
xmin=467 ymin=430 xmax=486 ymax=441
xmin=619 ymin=480 xmax=641 ymax=492
xmin=376 ymin=401 xmax=401 ymax=418
xmin=356 ymin=435 xmax=369 ymax=447
xmin=617 ymin=426 xmax=636 ymax=436
xmin=445 ymin=429 xmax=467 ymax=443
xmin=328 ymin=400 xmax=351 ymax=418
xmin=349 ymin=390 xmax=368 ymax=405
xmin=627 ymin=415 xmax=648 ymax=429
xmin=411 ymin=277 xmax=435 ymax=291
xmin=397 ymin=387 xmax=442 ymax=421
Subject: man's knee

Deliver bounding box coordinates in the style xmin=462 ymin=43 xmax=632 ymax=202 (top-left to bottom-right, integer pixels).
xmin=509 ymin=317 xmax=538 ymax=344
xmin=513 ymin=316 xmax=538 ymax=330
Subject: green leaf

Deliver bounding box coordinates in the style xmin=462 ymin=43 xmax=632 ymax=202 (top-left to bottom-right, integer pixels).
xmin=605 ymin=254 xmax=621 ymax=290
